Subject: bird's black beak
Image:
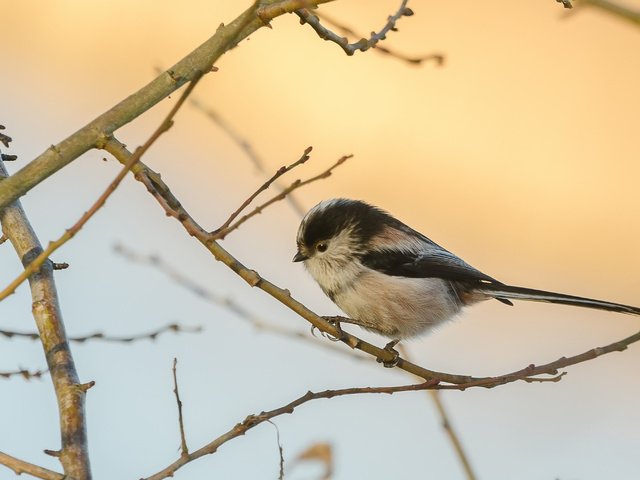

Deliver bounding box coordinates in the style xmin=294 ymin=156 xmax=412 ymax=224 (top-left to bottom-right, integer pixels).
xmin=293 ymin=251 xmax=308 ymax=262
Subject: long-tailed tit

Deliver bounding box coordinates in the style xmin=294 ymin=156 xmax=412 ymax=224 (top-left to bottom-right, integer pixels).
xmin=294 ymin=198 xmax=640 ymax=343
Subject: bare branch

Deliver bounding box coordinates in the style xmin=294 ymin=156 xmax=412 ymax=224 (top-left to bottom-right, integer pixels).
xmin=213 ymin=146 xmax=312 ymax=235
xmin=314 ymin=9 xmax=444 ymax=65
xmin=1 ymin=323 xmax=201 ymax=344
xmin=577 ymin=0 xmax=640 ymax=26
xmin=212 ymin=153 xmax=352 ymax=240
xmin=0 ymin=72 xmax=203 ymax=302
xmin=103 ymin=138 xmax=640 ymax=387
xmin=0 ymin=0 xmax=335 ymax=211
xmin=0 ymin=451 xmax=64 ymax=480
xmin=0 ymin=368 xmax=47 ymax=380
xmin=296 ymin=0 xmax=432 ymax=60
xmin=142 ymin=380 xmax=438 ymax=480
xmin=266 ymin=421 xmax=285 ymax=480
xmin=0 ymin=160 xmax=92 ymax=478
xmin=172 ymin=359 xmax=189 ymax=457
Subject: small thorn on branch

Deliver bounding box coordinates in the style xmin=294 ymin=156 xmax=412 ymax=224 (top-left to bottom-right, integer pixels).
xmin=51 ymin=262 xmax=69 ymax=270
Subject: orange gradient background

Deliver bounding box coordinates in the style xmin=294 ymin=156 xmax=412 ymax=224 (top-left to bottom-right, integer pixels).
xmin=1 ymin=1 xmax=639 ymax=479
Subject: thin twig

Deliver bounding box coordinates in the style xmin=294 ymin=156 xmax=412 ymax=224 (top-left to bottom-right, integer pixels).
xmin=266 ymin=421 xmax=285 ymax=480
xmin=103 ymin=138 xmax=640 ymax=387
xmin=0 ymin=451 xmax=64 ymax=480
xmin=315 ymin=9 xmax=444 ymax=65
xmin=172 ymin=359 xmax=189 ymax=457
xmin=141 ymin=380 xmax=438 ymax=480
xmin=212 ymin=154 xmax=352 ymax=240
xmin=0 ymin=368 xmax=48 ymax=380
xmin=0 ymin=323 xmax=201 ymax=344
xmin=213 ymin=146 xmax=312 ymax=234
xmin=576 ymin=0 xmax=640 ymax=25
xmin=296 ymin=1 xmax=424 ymax=58
xmin=0 ymin=73 xmax=203 ymax=302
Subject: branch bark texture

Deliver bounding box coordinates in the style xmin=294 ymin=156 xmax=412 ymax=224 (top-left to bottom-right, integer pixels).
xmin=0 ymin=161 xmax=92 ymax=479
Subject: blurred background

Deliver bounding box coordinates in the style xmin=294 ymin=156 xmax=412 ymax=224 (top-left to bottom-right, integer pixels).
xmin=1 ymin=1 xmax=639 ymax=479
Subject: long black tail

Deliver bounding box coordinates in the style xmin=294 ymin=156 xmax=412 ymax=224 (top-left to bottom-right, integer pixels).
xmin=476 ymin=283 xmax=640 ymax=316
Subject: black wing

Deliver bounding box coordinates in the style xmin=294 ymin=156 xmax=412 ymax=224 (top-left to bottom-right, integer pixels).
xmin=361 ymin=247 xmax=498 ymax=283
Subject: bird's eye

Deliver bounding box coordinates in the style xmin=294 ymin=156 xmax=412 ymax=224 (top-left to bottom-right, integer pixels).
xmin=316 ymin=242 xmax=328 ymax=253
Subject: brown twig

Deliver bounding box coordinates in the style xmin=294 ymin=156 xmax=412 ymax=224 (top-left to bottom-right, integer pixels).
xmin=0 ymin=323 xmax=201 ymax=344
xmin=0 ymin=368 xmax=48 ymax=380
xmin=103 ymin=138 xmax=640 ymax=387
xmin=141 ymin=380 xmax=438 ymax=480
xmin=0 ymin=451 xmax=64 ymax=480
xmin=172 ymin=358 xmax=189 ymax=457
xmin=576 ymin=0 xmax=640 ymax=25
xmin=0 ymin=73 xmax=203 ymax=302
xmin=266 ymin=420 xmax=285 ymax=480
xmin=213 ymin=146 xmax=312 ymax=235
xmin=212 ymin=154 xmax=352 ymax=240
xmin=0 ymin=160 xmax=92 ymax=478
xmin=296 ymin=0 xmax=433 ymax=61
xmin=314 ymin=9 xmax=444 ymax=65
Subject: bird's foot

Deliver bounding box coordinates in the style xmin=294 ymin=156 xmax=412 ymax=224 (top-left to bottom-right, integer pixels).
xmin=377 ymin=339 xmax=401 ymax=368
xmin=318 ymin=315 xmax=347 ymax=342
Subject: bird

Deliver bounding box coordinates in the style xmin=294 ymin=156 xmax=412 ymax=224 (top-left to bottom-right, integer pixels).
xmin=293 ymin=198 xmax=639 ymax=346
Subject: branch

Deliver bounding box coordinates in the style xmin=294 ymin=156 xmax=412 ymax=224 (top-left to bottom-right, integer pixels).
xmin=212 ymin=153 xmax=352 ymax=240
xmin=213 ymin=146 xmax=312 ymax=235
xmin=0 ymin=0 xmax=335 ymax=211
xmin=0 ymin=323 xmax=201 ymax=344
xmin=142 ymin=380 xmax=438 ymax=480
xmin=577 ymin=0 xmax=640 ymax=26
xmin=296 ymin=1 xmax=431 ymax=59
xmin=0 ymin=70 xmax=203 ymax=302
xmin=0 ymin=367 xmax=47 ymax=380
xmin=314 ymin=10 xmax=444 ymax=65
xmin=172 ymin=359 xmax=189 ymax=457
xmin=102 ymin=138 xmax=640 ymax=387
xmin=0 ymin=160 xmax=92 ymax=478
xmin=0 ymin=451 xmax=63 ymax=480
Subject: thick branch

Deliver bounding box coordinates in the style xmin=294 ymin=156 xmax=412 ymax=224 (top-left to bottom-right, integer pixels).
xmin=0 ymin=161 xmax=92 ymax=478
xmin=0 ymin=0 xmax=334 ymax=211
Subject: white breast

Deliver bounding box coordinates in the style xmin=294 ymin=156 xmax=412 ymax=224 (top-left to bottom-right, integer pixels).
xmin=333 ymin=270 xmax=463 ymax=339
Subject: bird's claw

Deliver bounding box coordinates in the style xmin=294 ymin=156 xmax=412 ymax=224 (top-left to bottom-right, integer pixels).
xmin=322 ymin=315 xmax=346 ymax=342
xmin=377 ymin=339 xmax=400 ymax=368
xmin=310 ymin=316 xmax=347 ymax=342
